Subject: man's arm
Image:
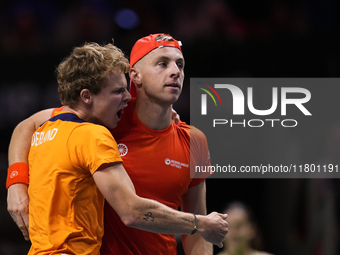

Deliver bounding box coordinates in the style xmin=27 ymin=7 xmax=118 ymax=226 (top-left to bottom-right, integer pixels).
xmin=181 ymin=181 xmax=214 ymax=255
xmin=7 ymin=109 xmax=53 ymax=241
xmin=93 ymin=163 xmax=228 ymax=247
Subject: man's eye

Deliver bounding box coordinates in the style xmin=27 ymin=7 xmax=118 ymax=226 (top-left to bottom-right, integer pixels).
xmin=158 ymin=62 xmax=167 ymax=67
xmin=113 ymin=89 xmax=124 ymax=94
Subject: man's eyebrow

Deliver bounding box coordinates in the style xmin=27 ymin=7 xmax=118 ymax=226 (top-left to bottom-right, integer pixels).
xmin=153 ymin=56 xmax=171 ymax=62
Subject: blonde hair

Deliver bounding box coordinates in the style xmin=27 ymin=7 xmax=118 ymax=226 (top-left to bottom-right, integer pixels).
xmin=57 ymin=42 xmax=130 ymax=107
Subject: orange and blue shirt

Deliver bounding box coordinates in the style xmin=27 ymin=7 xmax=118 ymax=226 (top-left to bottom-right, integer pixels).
xmin=28 ymin=112 xmax=122 ymax=255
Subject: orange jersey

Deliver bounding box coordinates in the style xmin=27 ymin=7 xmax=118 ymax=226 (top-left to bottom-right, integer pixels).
xmin=28 ymin=112 xmax=122 ymax=255
xmin=101 ymin=99 xmax=211 ymax=255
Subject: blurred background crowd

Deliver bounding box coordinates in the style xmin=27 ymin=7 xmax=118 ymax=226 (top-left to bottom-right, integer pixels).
xmin=0 ymin=0 xmax=339 ymax=254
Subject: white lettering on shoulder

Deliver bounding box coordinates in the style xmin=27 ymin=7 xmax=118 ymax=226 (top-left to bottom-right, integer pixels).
xmin=31 ymin=128 xmax=58 ymax=146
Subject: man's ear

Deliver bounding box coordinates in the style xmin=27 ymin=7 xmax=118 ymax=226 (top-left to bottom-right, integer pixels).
xmin=129 ymin=67 xmax=142 ymax=87
xmin=80 ymin=89 xmax=92 ymax=104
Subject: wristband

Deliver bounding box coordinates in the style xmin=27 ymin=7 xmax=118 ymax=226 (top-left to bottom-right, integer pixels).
xmin=6 ymin=162 xmax=29 ymax=189
xmin=191 ymin=214 xmax=198 ymax=235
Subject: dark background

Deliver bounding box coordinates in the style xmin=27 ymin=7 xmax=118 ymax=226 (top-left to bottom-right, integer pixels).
xmin=0 ymin=0 xmax=339 ymax=254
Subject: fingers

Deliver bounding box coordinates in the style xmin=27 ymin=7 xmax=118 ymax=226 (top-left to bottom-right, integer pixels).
xmin=7 ymin=184 xmax=30 ymax=240
xmin=9 ymin=211 xmax=30 ymax=241
xmin=19 ymin=219 xmax=30 ymax=241
xmin=170 ymin=107 xmax=181 ymax=124
xmin=175 ymin=114 xmax=180 ymax=125
xmin=202 ymin=211 xmax=229 ymax=248
xmin=23 ymin=213 xmax=30 ymax=241
xmin=217 ymin=213 xmax=228 ymax=220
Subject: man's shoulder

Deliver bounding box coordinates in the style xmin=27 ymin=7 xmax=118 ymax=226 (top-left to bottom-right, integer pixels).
xmin=176 ymin=121 xmax=206 ymax=139
xmin=68 ymin=124 xmax=116 ymax=152
xmin=47 ymin=114 xmax=110 ymax=138
xmin=72 ymin=122 xmax=111 ymax=136
xmin=175 ymin=120 xmax=190 ymax=131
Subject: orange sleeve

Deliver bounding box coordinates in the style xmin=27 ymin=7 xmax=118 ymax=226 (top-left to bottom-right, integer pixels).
xmin=68 ymin=124 xmax=122 ymax=175
xmin=189 ymin=126 xmax=212 ymax=187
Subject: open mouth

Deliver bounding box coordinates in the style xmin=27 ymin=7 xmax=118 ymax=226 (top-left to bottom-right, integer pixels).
xmin=117 ymin=109 xmax=123 ymax=119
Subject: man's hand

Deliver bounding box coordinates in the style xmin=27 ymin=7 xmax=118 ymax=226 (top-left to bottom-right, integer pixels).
xmin=171 ymin=108 xmax=180 ymax=124
xmin=198 ymin=212 xmax=228 ymax=248
xmin=7 ymin=183 xmax=30 ymax=241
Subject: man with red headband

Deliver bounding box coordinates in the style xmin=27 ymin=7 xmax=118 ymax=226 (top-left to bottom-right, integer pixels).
xmin=7 ymin=34 xmax=219 ymax=254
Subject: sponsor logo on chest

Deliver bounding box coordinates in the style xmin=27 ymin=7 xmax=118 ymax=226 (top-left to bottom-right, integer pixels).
xmin=165 ymin=158 xmax=189 ymax=169
xmin=118 ymin=143 xmax=189 ymax=169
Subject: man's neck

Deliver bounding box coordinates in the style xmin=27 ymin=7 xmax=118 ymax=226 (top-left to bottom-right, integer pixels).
xmin=135 ymin=97 xmax=172 ymax=130
xmin=63 ymin=105 xmax=88 ymax=121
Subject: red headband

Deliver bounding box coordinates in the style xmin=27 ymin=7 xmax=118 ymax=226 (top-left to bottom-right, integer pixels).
xmin=129 ymin=33 xmax=182 ymax=97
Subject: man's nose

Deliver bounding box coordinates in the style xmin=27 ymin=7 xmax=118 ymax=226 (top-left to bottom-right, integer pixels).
xmin=124 ymin=90 xmax=132 ymax=102
xmin=170 ymin=62 xmax=181 ymax=78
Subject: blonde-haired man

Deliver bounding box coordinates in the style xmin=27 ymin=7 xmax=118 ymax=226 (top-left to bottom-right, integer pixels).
xmin=7 ymin=36 xmax=227 ymax=255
